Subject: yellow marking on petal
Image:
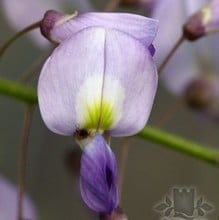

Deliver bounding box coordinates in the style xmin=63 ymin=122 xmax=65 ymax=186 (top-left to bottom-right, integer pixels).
xmin=84 ymin=99 xmax=114 ymax=131
xmin=75 ymin=74 xmax=125 ymax=133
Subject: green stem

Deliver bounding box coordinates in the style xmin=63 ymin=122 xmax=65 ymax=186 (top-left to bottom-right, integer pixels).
xmin=0 ymin=78 xmax=37 ymax=104
xmin=1 ymin=78 xmax=219 ymax=165
xmin=138 ymin=126 xmax=219 ymax=165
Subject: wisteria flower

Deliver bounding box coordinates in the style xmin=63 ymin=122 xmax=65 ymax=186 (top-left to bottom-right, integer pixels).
xmin=38 ymin=12 xmax=158 ymax=137
xmin=38 ymin=11 xmax=158 ymax=215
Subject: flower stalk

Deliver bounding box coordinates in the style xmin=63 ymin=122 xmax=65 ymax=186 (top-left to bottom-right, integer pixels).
xmin=0 ymin=20 xmax=41 ymax=58
xmin=158 ymin=35 xmax=185 ymax=74
xmin=138 ymin=126 xmax=219 ymax=165
xmin=0 ymin=78 xmax=37 ymax=104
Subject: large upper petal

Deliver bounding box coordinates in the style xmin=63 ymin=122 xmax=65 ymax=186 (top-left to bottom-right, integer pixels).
xmin=49 ymin=12 xmax=158 ymax=47
xmin=38 ymin=27 xmax=157 ymax=136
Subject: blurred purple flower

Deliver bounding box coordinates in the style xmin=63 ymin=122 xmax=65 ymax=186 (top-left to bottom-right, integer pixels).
xmin=1 ymin=0 xmax=94 ymax=48
xmin=152 ymin=0 xmax=219 ymax=119
xmin=183 ymin=75 xmax=219 ymax=120
xmin=80 ymin=134 xmax=118 ymax=213
xmin=38 ymin=12 xmax=158 ymax=137
xmin=151 ymin=0 xmax=212 ymax=95
xmin=0 ymin=176 xmax=37 ymax=220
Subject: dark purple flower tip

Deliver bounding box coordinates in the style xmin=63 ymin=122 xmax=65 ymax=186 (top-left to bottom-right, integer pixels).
xmin=80 ymin=134 xmax=118 ymax=214
xmin=40 ymin=10 xmax=77 ymax=43
xmin=148 ymin=44 xmax=155 ymax=56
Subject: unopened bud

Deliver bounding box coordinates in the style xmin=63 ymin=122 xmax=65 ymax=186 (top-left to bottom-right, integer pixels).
xmin=183 ymin=0 xmax=219 ymax=41
xmin=40 ymin=10 xmax=77 ymax=43
xmin=183 ymin=76 xmax=219 ymax=117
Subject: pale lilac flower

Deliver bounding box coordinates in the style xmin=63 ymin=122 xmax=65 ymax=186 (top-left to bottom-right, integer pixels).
xmin=38 ymin=12 xmax=158 ymax=214
xmin=80 ymin=134 xmax=118 ymax=213
xmin=1 ymin=0 xmax=94 ymax=48
xmin=0 ymin=176 xmax=37 ymax=220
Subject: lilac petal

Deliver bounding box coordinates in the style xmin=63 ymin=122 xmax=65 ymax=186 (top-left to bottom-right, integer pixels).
xmin=104 ymin=28 xmax=158 ymax=136
xmin=38 ymin=27 xmax=157 ymax=136
xmin=0 ymin=176 xmax=37 ymax=220
xmin=80 ymin=134 xmax=118 ymax=214
xmin=49 ymin=12 xmax=158 ymax=46
xmin=38 ymin=27 xmax=106 ymax=135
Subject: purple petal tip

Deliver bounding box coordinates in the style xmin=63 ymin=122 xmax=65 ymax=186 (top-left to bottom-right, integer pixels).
xmin=80 ymin=134 xmax=118 ymax=214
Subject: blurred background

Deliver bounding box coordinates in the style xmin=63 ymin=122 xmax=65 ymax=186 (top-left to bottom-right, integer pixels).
xmin=0 ymin=0 xmax=218 ymax=219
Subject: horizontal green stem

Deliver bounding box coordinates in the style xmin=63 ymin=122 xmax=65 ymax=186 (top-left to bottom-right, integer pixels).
xmin=1 ymin=78 xmax=219 ymax=165
xmin=138 ymin=126 xmax=219 ymax=165
xmin=0 ymin=78 xmax=37 ymax=104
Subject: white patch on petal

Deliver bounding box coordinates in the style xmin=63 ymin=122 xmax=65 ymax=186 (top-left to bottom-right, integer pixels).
xmin=76 ymin=74 xmax=125 ymax=131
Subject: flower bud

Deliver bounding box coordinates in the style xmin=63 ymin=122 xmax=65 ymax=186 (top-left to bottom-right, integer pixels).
xmin=183 ymin=0 xmax=219 ymax=41
xmin=40 ymin=10 xmax=77 ymax=43
xmin=183 ymin=76 xmax=219 ymax=118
